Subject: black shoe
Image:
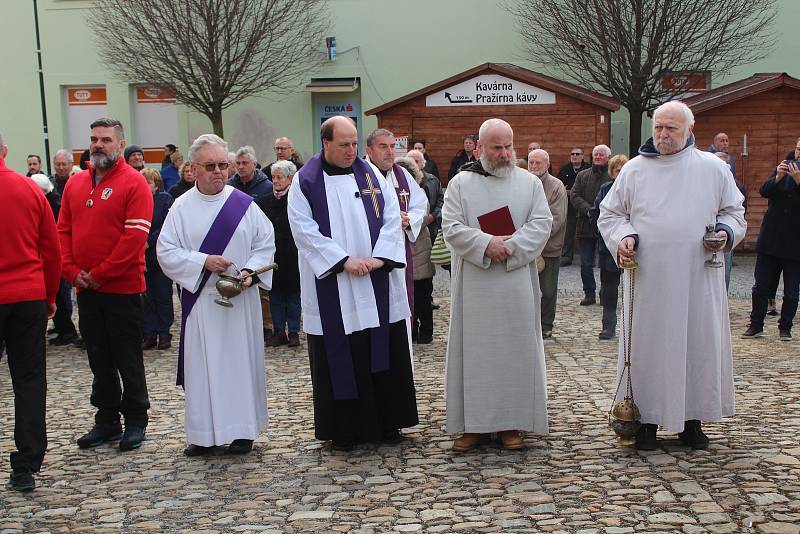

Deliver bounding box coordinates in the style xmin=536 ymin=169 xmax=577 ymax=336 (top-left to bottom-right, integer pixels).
xmin=227 ymin=439 xmax=254 ymax=454
xmin=741 ymin=325 xmax=764 ymax=338
xmin=77 ymin=423 xmax=123 ymax=449
xmin=678 ymin=420 xmax=709 ymax=450
xmin=635 ymin=423 xmax=658 ymax=450
xmin=8 ymin=470 xmax=35 ymax=492
xmin=50 ymin=332 xmax=78 ymax=346
xmin=331 ymin=438 xmax=356 ymax=451
xmin=119 ymin=426 xmax=145 ymax=451
xmin=767 ymin=299 xmax=778 ymax=316
xmin=47 ymin=327 xmax=57 ymax=335
xmin=580 ymin=293 xmax=596 ymax=306
xmin=780 ymin=329 xmax=792 ymax=341
xmin=431 ymin=303 xmax=440 ymax=310
xmin=73 ymin=337 xmax=86 ymax=350
xmin=542 ymin=329 xmax=552 ymax=339
xmin=559 ymin=257 xmax=572 ymax=267
xmin=417 ymin=334 xmax=433 ymax=344
xmin=598 ymin=330 xmax=614 ymax=340
xmin=183 ymin=444 xmax=225 ymax=457
xmin=381 ymin=429 xmax=404 ymax=445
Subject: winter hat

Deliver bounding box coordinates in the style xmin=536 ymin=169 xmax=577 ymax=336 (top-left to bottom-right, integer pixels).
xmin=124 ymin=144 xmax=144 ymax=162
xmin=30 ymin=173 xmax=54 ymax=194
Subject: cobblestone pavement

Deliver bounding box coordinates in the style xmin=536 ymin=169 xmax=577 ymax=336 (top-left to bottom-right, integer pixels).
xmin=2 ymin=260 xmax=799 ymax=533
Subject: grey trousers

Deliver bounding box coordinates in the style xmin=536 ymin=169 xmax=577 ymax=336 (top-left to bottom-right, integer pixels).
xmin=538 ymin=256 xmax=561 ymax=331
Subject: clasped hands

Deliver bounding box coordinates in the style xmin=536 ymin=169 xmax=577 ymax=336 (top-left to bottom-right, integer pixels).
xmin=344 ymin=257 xmax=385 ymax=276
xmin=204 ymin=255 xmax=254 ymax=287
xmin=75 ymin=270 xmax=99 ymax=290
xmin=486 ymin=235 xmax=513 ymax=263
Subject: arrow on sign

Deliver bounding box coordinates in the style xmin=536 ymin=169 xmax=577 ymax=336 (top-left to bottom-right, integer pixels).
xmin=444 ymin=92 xmax=473 ymax=104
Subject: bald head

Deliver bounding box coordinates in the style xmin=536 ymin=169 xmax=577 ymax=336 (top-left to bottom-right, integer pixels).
xmin=527 ymin=149 xmax=550 ymax=177
xmin=274 ymin=136 xmax=294 ymax=161
xmin=321 ymin=115 xmax=358 ymax=168
xmin=478 ymin=118 xmax=513 ymax=142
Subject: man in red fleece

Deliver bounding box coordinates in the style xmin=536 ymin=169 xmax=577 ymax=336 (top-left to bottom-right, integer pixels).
xmin=58 ymin=118 xmax=153 ymax=453
xmin=0 ymin=133 xmax=61 ymax=492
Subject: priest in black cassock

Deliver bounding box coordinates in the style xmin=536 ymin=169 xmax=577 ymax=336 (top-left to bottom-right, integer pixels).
xmin=287 ymin=116 xmax=418 ymax=451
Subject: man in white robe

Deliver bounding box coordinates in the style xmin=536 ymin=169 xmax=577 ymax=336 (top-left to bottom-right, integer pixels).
xmin=598 ymin=101 xmax=746 ymax=450
xmin=443 ymin=118 xmax=552 ymax=452
xmin=288 ymin=116 xmax=418 ymax=451
xmin=157 ymin=134 xmax=275 ymax=456
xmin=365 ymin=128 xmax=427 ymax=324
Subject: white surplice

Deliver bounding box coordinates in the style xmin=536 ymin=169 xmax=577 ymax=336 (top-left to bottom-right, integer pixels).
xmin=287 ymin=165 xmax=409 ymax=336
xmin=598 ymin=146 xmax=746 ymax=432
xmin=157 ymin=185 xmax=275 ymax=446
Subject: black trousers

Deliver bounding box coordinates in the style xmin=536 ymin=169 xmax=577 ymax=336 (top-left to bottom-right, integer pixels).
xmin=412 ymin=278 xmax=434 ymax=339
xmin=52 ymin=278 xmax=77 ymax=336
xmin=750 ymin=253 xmax=800 ymax=331
xmin=599 ymin=268 xmax=622 ymax=333
xmin=77 ymin=291 xmax=150 ymax=428
xmin=0 ymin=300 xmax=47 ymax=473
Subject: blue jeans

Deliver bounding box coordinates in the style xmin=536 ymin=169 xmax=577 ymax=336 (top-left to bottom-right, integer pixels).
xmin=53 ymin=278 xmax=77 ymax=335
xmin=143 ymin=266 xmax=174 ymax=336
xmin=579 ymin=237 xmax=597 ymax=293
xmin=270 ymin=288 xmax=301 ymax=334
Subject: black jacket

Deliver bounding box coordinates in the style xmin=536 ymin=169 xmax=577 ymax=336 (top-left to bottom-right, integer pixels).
xmin=557 ymin=160 xmax=590 ymax=215
xmin=256 ymin=192 xmax=300 ymax=292
xmin=423 ymin=157 xmax=439 ymax=179
xmin=147 ymin=192 xmax=174 ymax=269
xmin=168 ymin=179 xmax=194 ymax=200
xmin=421 ymin=171 xmax=444 ymax=241
xmin=756 ymin=171 xmax=800 ymax=262
xmin=448 ymin=150 xmax=476 ymax=181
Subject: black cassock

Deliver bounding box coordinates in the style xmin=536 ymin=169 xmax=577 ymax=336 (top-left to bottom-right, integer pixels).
xmin=307 ymin=320 xmax=418 ymax=442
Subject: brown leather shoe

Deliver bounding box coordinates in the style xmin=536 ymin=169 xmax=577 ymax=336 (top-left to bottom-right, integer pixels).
xmin=451 ymin=433 xmax=489 ymax=452
xmin=266 ymin=332 xmax=288 ymax=347
xmin=142 ymin=336 xmax=157 ymax=350
xmin=157 ymin=334 xmax=172 ymax=350
xmin=499 ymin=430 xmax=525 ymax=450
xmin=288 ymin=332 xmax=300 ymax=347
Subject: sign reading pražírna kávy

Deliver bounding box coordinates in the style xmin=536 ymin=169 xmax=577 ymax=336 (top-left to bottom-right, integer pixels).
xmin=425 ymin=74 xmax=557 ymax=107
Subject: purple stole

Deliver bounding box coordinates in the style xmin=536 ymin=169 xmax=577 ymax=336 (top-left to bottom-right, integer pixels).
xmin=392 ymin=164 xmax=414 ymax=316
xmin=298 ymin=154 xmax=391 ymax=400
xmin=176 ymin=188 xmax=253 ymax=386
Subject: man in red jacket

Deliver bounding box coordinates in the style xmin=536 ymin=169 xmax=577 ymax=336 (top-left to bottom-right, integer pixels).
xmin=58 ymin=118 xmax=153 ymax=453
xmin=0 ymin=134 xmax=61 ymax=491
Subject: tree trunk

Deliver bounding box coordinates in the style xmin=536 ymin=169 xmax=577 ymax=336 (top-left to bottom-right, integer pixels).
xmin=209 ymin=107 xmax=224 ymax=138
xmin=627 ymin=106 xmax=643 ymax=158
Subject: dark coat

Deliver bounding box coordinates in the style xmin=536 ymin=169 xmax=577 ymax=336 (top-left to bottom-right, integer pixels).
xmin=421 ymin=171 xmax=444 ymax=241
xmin=557 ymin=160 xmax=590 ymax=216
xmin=756 ymin=171 xmax=800 ymax=262
xmin=45 ymin=190 xmax=61 ymax=221
xmin=168 ymin=179 xmax=194 ymax=200
xmin=448 ymin=150 xmax=476 ymax=181
xmin=256 ymin=192 xmax=300 ymax=292
xmin=147 ymin=192 xmax=173 ymax=269
xmin=49 ymin=174 xmax=70 ymax=196
xmin=571 ymin=166 xmax=611 ymax=238
xmin=590 ymin=181 xmax=620 ymax=272
xmin=228 ymin=168 xmax=273 ymax=200
xmin=161 ymin=165 xmax=180 ymax=192
xmin=423 ymin=157 xmax=439 ymax=179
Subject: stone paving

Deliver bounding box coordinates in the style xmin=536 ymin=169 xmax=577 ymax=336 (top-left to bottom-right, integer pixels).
xmin=1 ymin=260 xmax=799 ymax=533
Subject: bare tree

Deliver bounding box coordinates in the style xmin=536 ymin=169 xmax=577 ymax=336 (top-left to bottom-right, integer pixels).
xmin=507 ymin=0 xmax=777 ymax=155
xmin=88 ymin=0 xmax=331 ymax=137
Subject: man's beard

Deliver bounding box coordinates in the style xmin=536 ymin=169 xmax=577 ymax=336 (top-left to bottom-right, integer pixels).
xmin=481 ymin=150 xmax=517 ymax=178
xmin=655 ymin=134 xmax=688 ymax=155
xmin=90 ymin=149 xmax=120 ymax=169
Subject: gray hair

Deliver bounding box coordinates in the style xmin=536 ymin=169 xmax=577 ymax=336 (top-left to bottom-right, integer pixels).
xmin=30 ymin=173 xmax=54 ymax=194
xmin=653 ymin=100 xmax=695 ymax=128
xmin=394 ymin=156 xmax=423 ymax=182
xmin=592 ymin=144 xmax=612 ymax=157
xmin=235 ymin=145 xmax=257 ymax=162
xmin=271 ymin=159 xmax=297 ymax=178
xmin=366 ymin=128 xmax=394 ymax=147
xmin=227 ymin=151 xmax=236 ymax=163
xmin=188 ymin=134 xmax=228 ymax=163
xmin=90 ymin=117 xmax=125 ymax=140
xmin=478 ymin=118 xmax=512 ymax=141
xmin=53 ymin=149 xmax=72 ymax=163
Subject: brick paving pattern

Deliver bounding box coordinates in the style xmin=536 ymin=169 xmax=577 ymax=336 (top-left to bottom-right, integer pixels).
xmin=1 ymin=258 xmax=798 ymax=533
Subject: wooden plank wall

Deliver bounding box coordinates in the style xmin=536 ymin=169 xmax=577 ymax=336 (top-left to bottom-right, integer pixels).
xmin=693 ymin=86 xmax=800 ymax=251
xmin=376 ymin=91 xmax=613 ymax=185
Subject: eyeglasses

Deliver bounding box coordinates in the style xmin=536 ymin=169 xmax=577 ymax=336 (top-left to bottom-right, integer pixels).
xmin=197 ymin=161 xmax=230 ymax=171
xmin=570 ymin=152 xmax=582 ymax=156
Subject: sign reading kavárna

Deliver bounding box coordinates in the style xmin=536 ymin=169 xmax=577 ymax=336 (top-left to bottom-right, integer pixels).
xmin=425 ymin=74 xmax=556 ymax=107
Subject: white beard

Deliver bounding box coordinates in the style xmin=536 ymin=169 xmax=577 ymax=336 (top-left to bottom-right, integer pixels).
xmin=481 ymin=151 xmax=517 ymax=178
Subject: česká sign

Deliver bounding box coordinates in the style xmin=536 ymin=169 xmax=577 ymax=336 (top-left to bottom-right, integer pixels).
xmin=425 ymin=75 xmax=556 ymax=107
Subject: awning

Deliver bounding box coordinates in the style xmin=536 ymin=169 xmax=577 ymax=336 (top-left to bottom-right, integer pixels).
xmin=305 ymin=77 xmax=360 ymax=93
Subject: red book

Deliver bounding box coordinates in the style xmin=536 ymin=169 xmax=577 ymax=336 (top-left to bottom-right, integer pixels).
xmin=478 ymin=206 xmax=515 ymax=236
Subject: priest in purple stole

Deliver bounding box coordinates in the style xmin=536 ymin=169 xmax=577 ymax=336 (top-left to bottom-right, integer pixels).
xmin=288 ymin=116 xmax=419 ymax=451
xmin=158 ymin=134 xmax=275 ymax=457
